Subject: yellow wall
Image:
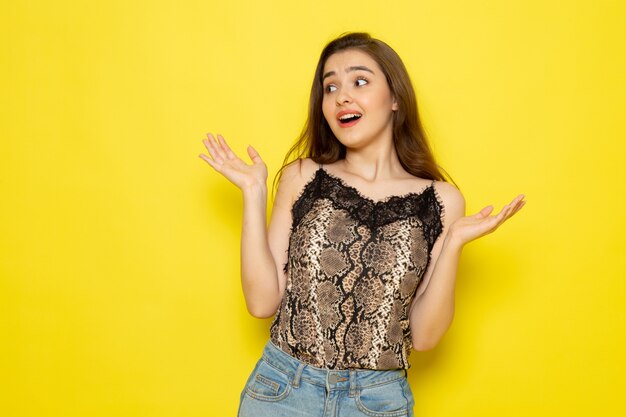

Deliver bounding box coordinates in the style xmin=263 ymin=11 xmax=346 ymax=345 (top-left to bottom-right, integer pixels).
xmin=1 ymin=1 xmax=624 ymax=415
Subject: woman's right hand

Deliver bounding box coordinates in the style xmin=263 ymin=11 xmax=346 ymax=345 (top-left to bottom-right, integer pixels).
xmin=199 ymin=133 xmax=267 ymax=191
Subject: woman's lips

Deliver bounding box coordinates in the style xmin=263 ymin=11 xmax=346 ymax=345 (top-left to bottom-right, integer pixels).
xmin=339 ymin=117 xmax=361 ymax=128
xmin=336 ymin=110 xmax=362 ymax=128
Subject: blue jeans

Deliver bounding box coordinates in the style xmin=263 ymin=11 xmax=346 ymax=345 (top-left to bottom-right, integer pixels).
xmin=238 ymin=340 xmax=414 ymax=417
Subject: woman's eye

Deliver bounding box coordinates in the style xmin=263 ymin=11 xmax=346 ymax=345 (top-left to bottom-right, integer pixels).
xmin=356 ymin=78 xmax=368 ymax=86
xmin=325 ymin=85 xmax=337 ymax=93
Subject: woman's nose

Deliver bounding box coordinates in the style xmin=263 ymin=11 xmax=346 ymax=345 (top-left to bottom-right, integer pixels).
xmin=336 ymin=87 xmax=352 ymax=105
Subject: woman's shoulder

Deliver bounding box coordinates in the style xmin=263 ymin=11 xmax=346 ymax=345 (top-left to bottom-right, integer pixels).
xmin=280 ymin=157 xmax=319 ymax=185
xmin=431 ymin=180 xmax=463 ymax=201
xmin=431 ymin=180 xmax=466 ymax=223
xmin=277 ymin=157 xmax=320 ymax=204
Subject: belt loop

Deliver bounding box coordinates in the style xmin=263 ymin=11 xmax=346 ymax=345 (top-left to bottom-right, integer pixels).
xmin=292 ymin=362 xmax=305 ymax=388
xmin=349 ymin=369 xmax=357 ymax=397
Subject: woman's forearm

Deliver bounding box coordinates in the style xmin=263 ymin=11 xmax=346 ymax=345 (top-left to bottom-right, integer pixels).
xmin=240 ymin=184 xmax=281 ymax=318
xmin=410 ymin=235 xmax=464 ymax=350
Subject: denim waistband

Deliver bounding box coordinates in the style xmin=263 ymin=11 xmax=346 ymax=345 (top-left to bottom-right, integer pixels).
xmin=261 ymin=340 xmax=407 ymax=392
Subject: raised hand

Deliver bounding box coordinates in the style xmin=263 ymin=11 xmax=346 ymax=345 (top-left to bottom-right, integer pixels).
xmin=448 ymin=194 xmax=526 ymax=246
xmin=199 ymin=133 xmax=268 ymax=191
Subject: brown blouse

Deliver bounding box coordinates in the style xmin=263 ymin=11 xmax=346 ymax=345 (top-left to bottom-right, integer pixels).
xmin=270 ymin=164 xmax=445 ymax=370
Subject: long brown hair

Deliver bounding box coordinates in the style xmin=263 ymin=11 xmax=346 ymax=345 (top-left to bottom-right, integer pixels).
xmin=272 ymin=32 xmax=454 ymax=197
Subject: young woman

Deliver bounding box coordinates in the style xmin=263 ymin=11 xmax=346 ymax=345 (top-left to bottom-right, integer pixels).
xmin=199 ymin=32 xmax=525 ymax=417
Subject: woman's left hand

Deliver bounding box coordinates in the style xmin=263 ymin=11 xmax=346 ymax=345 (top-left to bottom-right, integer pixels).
xmin=448 ymin=194 xmax=526 ymax=246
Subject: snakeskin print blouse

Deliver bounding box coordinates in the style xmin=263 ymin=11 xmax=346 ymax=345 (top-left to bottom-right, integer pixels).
xmin=270 ymin=163 xmax=444 ymax=370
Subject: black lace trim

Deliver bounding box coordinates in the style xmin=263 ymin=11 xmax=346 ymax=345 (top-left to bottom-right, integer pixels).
xmin=283 ymin=167 xmax=445 ymax=273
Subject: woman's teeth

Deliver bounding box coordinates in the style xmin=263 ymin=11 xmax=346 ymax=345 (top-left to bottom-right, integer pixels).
xmin=339 ymin=114 xmax=362 ymax=123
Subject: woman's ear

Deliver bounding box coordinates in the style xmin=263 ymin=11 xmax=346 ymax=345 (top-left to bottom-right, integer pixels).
xmin=392 ymin=97 xmax=399 ymax=111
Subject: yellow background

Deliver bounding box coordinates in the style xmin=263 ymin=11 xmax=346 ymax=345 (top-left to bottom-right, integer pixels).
xmin=1 ymin=0 xmax=625 ymax=415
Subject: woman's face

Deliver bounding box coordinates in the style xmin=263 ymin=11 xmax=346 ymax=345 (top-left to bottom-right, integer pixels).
xmin=321 ymin=49 xmax=398 ymax=149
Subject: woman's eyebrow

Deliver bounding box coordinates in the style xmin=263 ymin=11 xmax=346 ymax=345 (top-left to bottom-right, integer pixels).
xmin=323 ymin=65 xmax=375 ymax=80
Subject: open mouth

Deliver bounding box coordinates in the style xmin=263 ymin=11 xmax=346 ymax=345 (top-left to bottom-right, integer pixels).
xmin=338 ymin=113 xmax=362 ymax=125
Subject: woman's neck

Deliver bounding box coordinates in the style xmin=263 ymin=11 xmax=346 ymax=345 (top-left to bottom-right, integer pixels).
xmin=341 ymin=148 xmax=406 ymax=181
